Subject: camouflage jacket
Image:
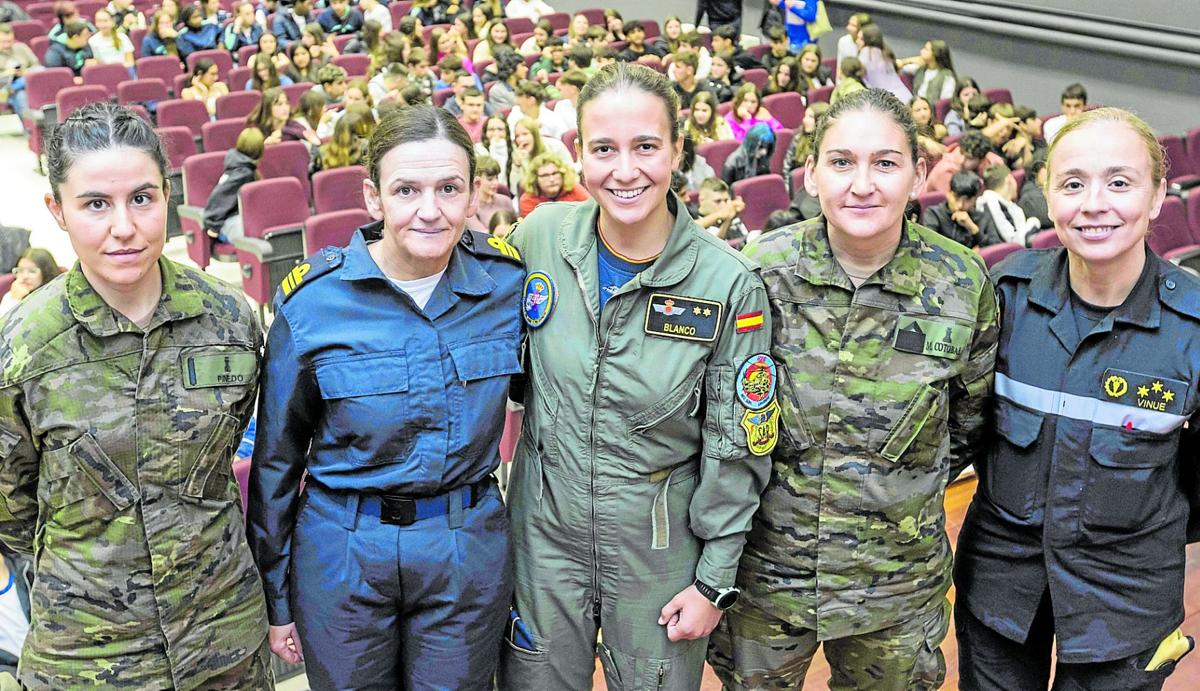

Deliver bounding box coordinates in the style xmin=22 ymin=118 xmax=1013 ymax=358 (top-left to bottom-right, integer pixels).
xmin=739 ymin=218 xmax=998 ymax=640
xmin=0 ymin=259 xmax=268 ymax=689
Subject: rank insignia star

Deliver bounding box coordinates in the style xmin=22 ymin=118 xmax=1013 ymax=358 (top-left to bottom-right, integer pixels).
xmin=1163 ymin=390 xmax=1176 ymax=403
xmin=1137 ymin=385 xmax=1150 ymax=398
xmin=703 ymin=308 xmax=712 ymax=317
xmin=693 ymin=306 xmax=702 ymax=315
xmin=1152 ymin=380 xmax=1164 ymax=393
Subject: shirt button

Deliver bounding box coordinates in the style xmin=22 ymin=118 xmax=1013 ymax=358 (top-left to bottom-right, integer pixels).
xmin=1165 ymin=278 xmax=1177 ymax=290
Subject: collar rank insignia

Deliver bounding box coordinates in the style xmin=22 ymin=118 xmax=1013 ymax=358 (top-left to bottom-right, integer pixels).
xmin=644 ymin=293 xmax=723 ymax=343
xmin=893 ymin=316 xmax=971 ymax=360
xmin=1101 ymin=368 xmax=1189 ymax=416
xmin=523 ymin=271 xmax=556 ymax=328
xmin=741 ymin=399 xmax=780 ymax=456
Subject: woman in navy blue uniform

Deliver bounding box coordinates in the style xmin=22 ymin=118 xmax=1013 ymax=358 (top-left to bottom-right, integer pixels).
xmin=954 ymin=107 xmax=1199 ymax=689
xmin=246 ymin=104 xmax=524 ymax=690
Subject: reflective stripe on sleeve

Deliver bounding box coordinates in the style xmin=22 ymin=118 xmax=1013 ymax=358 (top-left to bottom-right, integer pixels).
xmin=995 ymin=372 xmax=1188 ymax=434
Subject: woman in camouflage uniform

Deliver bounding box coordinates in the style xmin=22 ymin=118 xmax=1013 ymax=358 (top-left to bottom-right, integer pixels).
xmin=0 ymin=102 xmax=271 ymax=689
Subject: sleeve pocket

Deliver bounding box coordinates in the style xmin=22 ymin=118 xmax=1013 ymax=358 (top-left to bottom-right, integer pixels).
xmin=315 ymin=351 xmax=409 ymax=398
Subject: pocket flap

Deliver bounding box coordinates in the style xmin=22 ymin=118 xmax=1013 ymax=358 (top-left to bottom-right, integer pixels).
xmin=448 ymin=335 xmax=522 ymax=381
xmin=995 ymin=399 xmax=1044 ymax=449
xmin=315 ymin=351 xmax=409 ymax=398
xmin=1089 ymin=427 xmax=1176 ymax=469
xmin=68 ymin=433 xmax=139 ymax=511
xmin=628 ymin=362 xmax=706 ymax=432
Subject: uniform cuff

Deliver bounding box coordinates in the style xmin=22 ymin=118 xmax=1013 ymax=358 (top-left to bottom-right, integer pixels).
xmin=695 ymin=536 xmax=741 ymax=588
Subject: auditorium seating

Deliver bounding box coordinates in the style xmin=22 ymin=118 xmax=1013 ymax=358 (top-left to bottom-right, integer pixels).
xmin=979 ymin=242 xmax=1024 ymax=268
xmin=215 ymin=90 xmax=262 ymax=120
xmin=186 ymin=49 xmax=234 ymax=81
xmin=732 ymin=174 xmax=790 ymax=232
xmin=236 ymin=177 xmax=310 ymax=307
xmin=55 ymin=85 xmax=109 ymax=122
xmin=769 ymin=128 xmax=793 ymax=175
xmin=179 ymin=151 xmax=238 ymax=269
xmin=1029 ymin=229 xmax=1063 ymax=248
xmin=117 ymin=78 xmax=170 ymax=107
xmin=305 ymin=208 xmax=371 ymax=255
xmin=763 ymin=92 xmax=804 ymax=130
xmin=82 ymin=63 xmax=130 ymax=98
xmin=201 ymin=117 xmax=247 ymax=153
xmin=312 ymin=165 xmax=369 ymax=214
xmin=698 ymin=139 xmax=739 ymax=178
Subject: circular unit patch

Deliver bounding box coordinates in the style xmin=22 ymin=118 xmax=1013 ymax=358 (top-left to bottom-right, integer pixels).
xmin=523 ymin=271 xmax=556 ymax=328
xmin=737 ymin=353 xmax=777 ymax=411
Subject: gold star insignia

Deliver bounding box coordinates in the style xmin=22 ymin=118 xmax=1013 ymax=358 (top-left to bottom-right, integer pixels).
xmin=1163 ymin=390 xmax=1175 ymax=403
xmin=1152 ymin=380 xmax=1164 ymax=393
xmin=703 ymin=307 xmax=712 ymax=317
xmin=1137 ymin=385 xmax=1150 ymax=398
xmin=693 ymin=306 xmax=702 ymax=315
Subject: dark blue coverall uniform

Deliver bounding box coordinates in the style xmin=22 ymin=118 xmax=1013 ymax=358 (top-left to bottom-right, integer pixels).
xmin=246 ymin=224 xmax=524 ymax=690
xmin=955 ymin=247 xmax=1200 ymax=690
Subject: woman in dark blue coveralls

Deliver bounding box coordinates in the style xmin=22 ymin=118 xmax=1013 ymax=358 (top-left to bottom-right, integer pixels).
xmin=954 ymin=108 xmax=1200 ymax=689
xmin=246 ymin=104 xmax=525 ymax=690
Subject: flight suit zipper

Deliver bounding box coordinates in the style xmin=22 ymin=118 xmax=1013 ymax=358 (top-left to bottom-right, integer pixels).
xmin=570 ymin=263 xmax=604 ymax=621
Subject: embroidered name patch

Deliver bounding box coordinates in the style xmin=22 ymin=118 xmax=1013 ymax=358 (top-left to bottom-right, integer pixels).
xmin=737 ymin=353 xmax=777 ymax=411
xmin=643 ymin=293 xmax=723 ymax=343
xmin=523 ymin=271 xmax=556 ymax=328
xmin=1101 ymin=368 xmax=1189 ymax=416
xmin=893 ymin=316 xmax=971 ymax=360
xmin=182 ymin=352 xmax=257 ymax=388
xmin=741 ymin=399 xmax=781 ymax=456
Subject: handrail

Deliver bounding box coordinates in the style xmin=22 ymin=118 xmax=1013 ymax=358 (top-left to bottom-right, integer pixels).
xmin=824 ymin=0 xmax=1200 ymax=69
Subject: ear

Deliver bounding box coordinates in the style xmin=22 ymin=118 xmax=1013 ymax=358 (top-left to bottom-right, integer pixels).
xmin=912 ymin=156 xmax=928 ymax=197
xmin=466 ymin=175 xmax=482 ymax=218
xmin=1148 ymin=177 xmax=1168 ymax=221
xmin=362 ymin=178 xmax=384 ymax=221
xmin=670 ymin=133 xmax=684 ymax=169
xmin=802 ymin=154 xmax=818 ymax=197
xmin=44 ymin=192 xmax=68 ymax=231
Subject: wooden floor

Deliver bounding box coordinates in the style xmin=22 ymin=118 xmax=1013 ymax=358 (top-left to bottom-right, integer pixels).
xmin=594 ymin=478 xmax=1200 ymax=690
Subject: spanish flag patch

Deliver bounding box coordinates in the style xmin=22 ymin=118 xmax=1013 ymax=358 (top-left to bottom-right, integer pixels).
xmin=735 ymin=311 xmax=764 ymax=333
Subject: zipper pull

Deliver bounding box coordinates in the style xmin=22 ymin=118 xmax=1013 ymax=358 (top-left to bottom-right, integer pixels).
xmin=592 ymin=596 xmax=601 ymax=618
xmin=657 ymin=663 xmax=665 ymax=689
xmin=689 ymin=385 xmax=702 ymax=417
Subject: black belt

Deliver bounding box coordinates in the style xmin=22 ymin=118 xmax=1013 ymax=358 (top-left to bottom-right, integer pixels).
xmin=357 ymin=478 xmax=492 ymax=526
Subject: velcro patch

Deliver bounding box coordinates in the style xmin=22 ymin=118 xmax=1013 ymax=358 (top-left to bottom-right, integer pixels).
xmin=183 ymin=352 xmax=257 ymax=389
xmin=893 ymin=316 xmax=971 ymax=359
xmin=737 ymin=353 xmax=777 ymax=411
xmin=643 ymin=293 xmax=723 ymax=343
xmin=741 ymin=399 xmax=780 ymax=456
xmin=1101 ymin=368 xmax=1189 ymax=416
xmin=735 ymin=311 xmax=764 ymax=333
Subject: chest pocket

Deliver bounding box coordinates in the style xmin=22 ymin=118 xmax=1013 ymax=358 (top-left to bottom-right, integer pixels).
xmin=878 ymin=383 xmax=946 ymax=464
xmin=984 ymin=398 xmax=1045 ymax=520
xmin=315 ymin=351 xmax=412 ymax=466
xmin=40 ymin=433 xmax=140 ymax=530
xmin=1084 ymin=426 xmax=1179 ymax=531
xmin=628 ymin=361 xmax=706 ymax=436
xmin=447 ymin=335 xmax=522 ymax=459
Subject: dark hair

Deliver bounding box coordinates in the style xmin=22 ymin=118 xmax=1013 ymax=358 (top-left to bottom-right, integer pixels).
xmin=63 ymin=19 xmax=88 ymax=38
xmin=558 ymin=69 xmax=587 ymax=90
xmin=857 ymin=23 xmax=896 ymax=67
xmin=18 ymin=248 xmax=63 ymax=286
xmin=576 ymin=61 xmax=679 ymax=143
xmin=366 ymin=104 xmax=476 ymax=187
xmin=246 ymin=86 xmax=286 ymax=131
xmin=178 ymin=4 xmax=199 ymax=26
xmin=514 ymin=80 xmax=545 ymax=101
xmin=966 ymin=93 xmax=992 ymax=118
xmin=766 ymin=25 xmax=786 ymax=43
xmin=297 ymin=89 xmax=325 ymax=126
xmin=622 ymin=19 xmax=643 ymax=35
xmin=950 ymin=76 xmax=979 ymax=114
xmin=46 ymin=102 xmax=169 ymax=203
xmin=594 ymin=46 xmax=617 ymax=61
xmin=566 ymin=44 xmax=592 ymax=68
xmin=489 ymin=209 xmax=518 ymax=234
xmin=958 ymin=129 xmax=992 ymax=161
xmin=1013 ymin=104 xmax=1037 ymax=121
xmin=1026 ymin=148 xmax=1047 ymax=178
xmin=714 ymin=24 xmax=738 ymax=42
xmin=678 ymin=31 xmax=701 ymax=48
xmin=191 ymin=57 xmax=216 ymax=80
xmin=670 ymin=169 xmax=688 ymax=195
xmin=839 ymin=56 xmax=864 ymax=81
xmin=673 ymin=50 xmax=698 ymax=72
xmin=982 ymin=163 xmax=1012 ymax=191
xmin=493 ymin=47 xmax=523 ymax=80
xmin=927 ymin=39 xmax=954 ymax=73
xmin=460 ymin=86 xmax=483 ymax=100
xmin=252 ymin=56 xmax=282 ymax=90
xmin=1061 ymin=82 xmax=1087 ymax=103
xmin=813 ymin=87 xmax=918 ymax=165
xmin=763 ymin=208 xmax=800 ymax=232
xmin=949 ymin=170 xmax=983 ymax=198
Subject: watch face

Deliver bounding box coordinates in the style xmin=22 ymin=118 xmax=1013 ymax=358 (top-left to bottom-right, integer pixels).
xmin=715 ymin=589 xmax=740 ymax=610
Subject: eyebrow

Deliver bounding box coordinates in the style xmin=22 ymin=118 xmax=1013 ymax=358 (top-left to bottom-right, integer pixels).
xmin=824 ymin=148 xmax=905 ymax=157
xmin=75 ymin=181 xmax=161 ymax=199
xmin=1055 ymin=165 xmax=1139 ymax=179
xmin=389 ymin=175 xmax=467 ymax=186
xmin=585 ymin=134 xmax=665 ymax=147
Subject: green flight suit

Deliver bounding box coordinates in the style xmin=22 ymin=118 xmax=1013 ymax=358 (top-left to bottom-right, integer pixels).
xmin=0 ymin=259 xmax=271 ymax=689
xmin=708 ymin=218 xmax=998 ymax=690
xmin=500 ymin=196 xmax=774 ymax=690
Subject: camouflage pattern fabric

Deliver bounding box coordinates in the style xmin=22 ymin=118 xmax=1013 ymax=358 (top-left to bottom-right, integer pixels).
xmin=0 ymin=259 xmax=270 ymax=690
xmin=709 ymin=598 xmax=950 ymax=690
xmin=724 ymin=217 xmax=996 ymax=663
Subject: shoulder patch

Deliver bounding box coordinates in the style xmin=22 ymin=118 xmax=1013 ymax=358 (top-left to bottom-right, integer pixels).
xmin=461 ymin=229 xmax=522 ymax=264
xmin=279 ymin=247 xmax=343 ymax=302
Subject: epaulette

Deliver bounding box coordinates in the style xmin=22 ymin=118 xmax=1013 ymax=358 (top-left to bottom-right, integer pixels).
xmin=1159 ymin=261 xmax=1200 ymax=322
xmin=991 ymin=247 xmax=1053 ymax=282
xmin=278 ymin=246 xmax=344 ymax=303
xmin=460 ymin=228 xmax=522 ymax=264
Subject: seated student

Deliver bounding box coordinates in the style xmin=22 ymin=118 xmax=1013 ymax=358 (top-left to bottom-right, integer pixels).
xmin=198 ymin=0 xmax=227 ymax=26
xmin=665 ymin=30 xmax=711 ymax=82
xmin=943 ymin=76 xmax=979 ymax=137
xmin=318 ymin=0 xmax=361 ymax=36
xmin=774 ymin=0 xmax=817 ymax=52
xmin=44 ymin=21 xmax=94 ymax=79
xmin=531 ymin=36 xmax=569 ymax=80
xmin=222 ymin=1 xmax=262 ymax=55
xmin=315 ymin=76 xmax=371 ymax=138
xmin=0 ymin=248 xmax=62 ymax=315
xmin=711 ymin=23 xmax=762 ymax=71
xmin=271 ymin=0 xmax=314 ymax=48
xmin=671 ymin=51 xmax=714 ymax=110
xmin=925 ymin=129 xmax=1006 ymax=195
xmin=592 ymin=44 xmax=618 ymax=69
xmin=488 ymin=209 xmax=518 ymax=239
xmin=247 ymin=55 xmax=292 ymax=90
xmin=911 ymin=95 xmax=948 ymax=157
xmin=318 ymin=103 xmax=373 ymax=169
xmin=704 ymin=51 xmax=739 ymax=103
xmin=0 ymin=23 xmax=40 ymax=119
xmin=181 ymin=58 xmax=229 ymax=115
xmin=978 ymin=163 xmax=1041 ymax=244
xmin=722 ymin=122 xmax=775 ymax=185
xmin=0 ymin=545 xmax=32 ymax=682
xmin=403 ymin=46 xmax=435 ymax=97
xmin=921 ymin=170 xmax=1003 ymax=249
xmin=518 ymin=151 xmax=589 ymax=217
xmin=1041 ymin=81 xmax=1088 ymax=145
xmin=617 ymin=20 xmax=665 ymax=63
xmin=692 ymin=176 xmax=748 ymax=244
xmin=762 ymin=207 xmax=800 ymax=233
xmin=357 ymin=0 xmax=390 ymax=33
xmin=284 ymin=40 xmax=319 ymax=83
xmin=88 ymin=9 xmax=134 ymax=67
xmin=552 ymin=68 xmax=586 ymax=127
xmin=505 ymin=0 xmax=555 ymax=22
xmin=176 ymin=4 xmax=220 ymax=61
xmin=106 ymin=0 xmax=145 ymax=30
xmin=288 ymin=88 xmax=325 ymax=148
xmin=302 ymin=24 xmax=339 ymax=67
xmin=140 ymin=9 xmax=178 ymax=57
xmin=47 ymin=1 xmax=95 ymax=43
xmin=760 ymin=25 xmax=792 ymax=72
xmin=519 ymin=19 xmax=553 ymax=56
xmin=486 ymin=48 xmax=526 ymax=111
xmin=678 ymin=135 xmax=716 ymax=194
xmin=470 ymin=155 xmax=513 ymax=230
xmin=368 ymin=61 xmax=407 ymax=106
xmin=726 ymin=83 xmax=783 ymax=141
xmin=898 ymin=39 xmax=957 ymax=102
xmin=797 ymin=44 xmax=834 ymax=91
xmin=202 ymin=127 xmax=264 ymax=243
xmin=456 ymin=85 xmax=487 ymax=143
xmin=1017 ymin=149 xmax=1052 ymax=229
xmin=765 ymin=56 xmax=801 ymax=96
xmin=506 ymin=81 xmax=567 ymax=142
xmin=311 ymin=62 xmax=347 ymax=103
xmin=830 ymin=56 xmax=867 ymax=104
xmin=564 ymin=43 xmax=594 ymax=77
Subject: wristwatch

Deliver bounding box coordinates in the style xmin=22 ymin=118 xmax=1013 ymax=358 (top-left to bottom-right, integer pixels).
xmin=694 ymin=578 xmax=740 ymax=610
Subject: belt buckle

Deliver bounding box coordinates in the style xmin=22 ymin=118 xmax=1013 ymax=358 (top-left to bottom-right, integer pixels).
xmin=378 ymin=495 xmax=417 ymax=526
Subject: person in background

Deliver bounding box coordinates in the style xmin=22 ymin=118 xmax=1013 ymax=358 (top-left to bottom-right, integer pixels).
xmin=726 ymin=83 xmax=782 ymax=141
xmin=711 ymin=23 xmax=761 ymax=71
xmin=796 ymin=44 xmax=833 ymax=91
xmin=505 ymin=0 xmax=555 ymax=21
xmin=857 ymin=23 xmax=910 ymax=102
xmin=0 ymin=248 xmax=61 ymax=315
xmin=899 ymin=39 xmax=956 ymax=102
xmin=671 ymin=50 xmax=712 ymax=109
xmin=911 ymin=96 xmax=948 ymax=158
xmin=553 ymin=69 xmax=586 ymax=127
xmin=773 ymin=0 xmax=817 ymax=53
xmin=762 ymin=207 xmax=800 ymax=233
xmin=88 ymin=9 xmax=134 ymax=68
xmin=475 ymin=114 xmax=511 ymax=186
xmin=781 ymin=100 xmax=829 ymax=188
xmin=486 ymin=48 xmax=527 ymax=111
xmin=955 ymin=106 xmax=1197 ymax=691
xmin=198 ymin=0 xmax=227 ymax=26
xmin=666 ymin=30 xmax=711 ymax=83
xmin=318 ymin=0 xmax=361 ymax=36
xmin=0 ymin=23 xmax=39 ymax=120
xmin=1040 ymin=82 xmax=1088 ymax=146
xmin=695 ymin=0 xmax=743 ymax=35
xmin=836 ymin=11 xmax=869 ymax=66
xmin=518 ymin=151 xmax=590 ymax=217
xmin=181 ymin=57 xmax=229 ymax=116
xmin=284 ymin=40 xmax=318 ymax=83
xmin=507 ymin=115 xmax=569 ymax=194
xmin=0 ymin=545 xmax=31 ymax=681
xmin=248 ymin=55 xmax=292 ymax=90
xmin=106 ymin=0 xmax=144 ymax=30
xmin=358 ymin=0 xmax=390 ymax=33
xmin=473 ymin=18 xmax=511 ymax=63
xmin=685 ymin=90 xmax=735 ymax=145
xmin=530 ymin=35 xmax=568 ymax=80
xmin=455 ymin=85 xmax=488 ymax=143
xmin=271 ymin=0 xmax=313 ymax=48
xmin=693 ymin=176 xmax=747 ymax=243
xmin=704 ymin=51 xmax=738 ymax=102
xmin=488 ymin=208 xmax=518 ymax=238
xmin=302 ymin=24 xmax=339 ymax=67
xmin=245 ymin=86 xmax=291 ymax=143
xmin=943 ymin=76 xmax=980 ymax=137
xmin=319 ymin=104 xmax=372 ymax=169
xmin=921 ymin=170 xmax=1003 ymax=249
xmin=830 ymin=56 xmax=866 ymax=104
xmin=203 ymin=127 xmax=265 ymax=244
xmin=977 ymin=163 xmax=1040 ymax=245
xmin=44 ymin=21 xmax=94 ymax=80
xmin=47 ymin=0 xmax=93 ymax=43
xmin=565 ymin=10 xmax=589 ymax=46
xmin=176 ymin=4 xmax=221 ymax=61
xmin=764 ymin=56 xmax=801 ymax=96
xmin=506 ymin=80 xmax=567 ymax=142
xmin=223 ymin=1 xmax=262 ymax=56
xmin=926 ymin=128 xmax=1006 ymax=195
xmin=1017 ymin=149 xmax=1052 ymax=229
xmin=618 ymin=19 xmax=666 ymax=63
xmin=722 ymin=121 xmax=775 ymax=185
xmin=140 ymin=9 xmax=178 ymax=57
xmin=312 ymin=62 xmax=347 ymax=103
xmin=471 ymin=155 xmax=513 ymax=229
xmin=246 ymin=30 xmax=278 ymax=69
xmin=760 ymin=25 xmax=792 ymax=73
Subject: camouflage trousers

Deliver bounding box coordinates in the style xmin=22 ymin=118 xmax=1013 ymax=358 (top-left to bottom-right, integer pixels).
xmin=708 ymin=598 xmax=950 ymax=691
xmin=18 ymin=639 xmax=273 ymax=690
